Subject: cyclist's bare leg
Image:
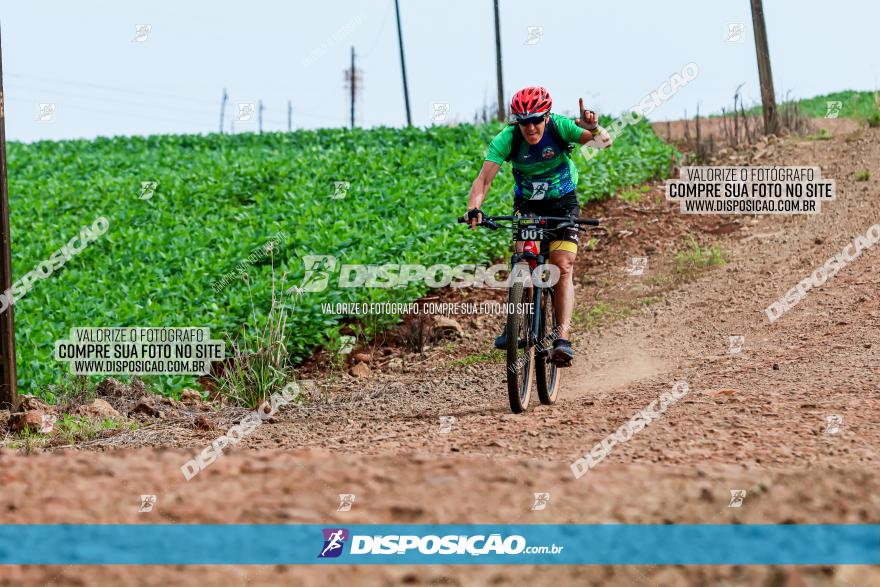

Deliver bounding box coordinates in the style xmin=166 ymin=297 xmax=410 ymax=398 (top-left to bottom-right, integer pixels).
xmin=548 ymin=249 xmax=575 ymax=340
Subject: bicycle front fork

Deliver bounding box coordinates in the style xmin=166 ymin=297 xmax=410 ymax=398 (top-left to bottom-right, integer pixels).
xmin=509 ymin=253 xmax=547 ymax=356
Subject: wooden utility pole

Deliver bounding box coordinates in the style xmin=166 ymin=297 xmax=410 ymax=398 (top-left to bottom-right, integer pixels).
xmin=344 ymin=47 xmax=362 ymax=128
xmin=258 ymin=99 xmax=264 ymax=133
xmin=350 ymin=47 xmax=355 ymax=128
xmin=0 ymin=26 xmax=18 ymax=411
xmin=287 ymin=100 xmax=292 ymax=132
xmin=393 ymin=0 xmax=412 ymax=126
xmin=219 ymin=88 xmax=228 ymax=133
xmin=493 ymin=0 xmax=505 ymax=121
xmin=749 ymin=0 xmax=778 ymax=135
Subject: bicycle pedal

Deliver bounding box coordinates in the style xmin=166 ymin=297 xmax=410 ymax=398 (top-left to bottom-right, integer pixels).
xmin=548 ymin=354 xmax=573 ymax=367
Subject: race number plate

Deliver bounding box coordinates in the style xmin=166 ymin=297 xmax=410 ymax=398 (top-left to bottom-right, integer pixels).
xmin=516 ymin=221 xmax=545 ymax=241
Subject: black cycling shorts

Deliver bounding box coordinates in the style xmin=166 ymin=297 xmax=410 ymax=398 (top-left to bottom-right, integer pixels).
xmin=513 ymin=191 xmax=580 ymax=254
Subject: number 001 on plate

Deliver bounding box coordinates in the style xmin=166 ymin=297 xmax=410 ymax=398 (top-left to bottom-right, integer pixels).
xmin=516 ymin=220 xmax=546 ymax=241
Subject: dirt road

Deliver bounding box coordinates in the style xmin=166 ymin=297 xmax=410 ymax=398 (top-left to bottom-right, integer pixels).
xmin=2 ymin=120 xmax=879 ymax=586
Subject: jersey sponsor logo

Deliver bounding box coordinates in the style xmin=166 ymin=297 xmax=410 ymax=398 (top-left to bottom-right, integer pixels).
xmin=542 ymin=147 xmax=555 ymax=159
xmin=530 ymin=182 xmax=549 ymax=200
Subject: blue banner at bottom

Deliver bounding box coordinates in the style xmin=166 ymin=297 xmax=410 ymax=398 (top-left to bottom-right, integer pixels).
xmin=0 ymin=524 xmax=877 ymax=565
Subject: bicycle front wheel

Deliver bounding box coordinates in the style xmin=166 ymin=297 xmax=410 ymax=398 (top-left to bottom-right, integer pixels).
xmin=506 ymin=278 xmax=534 ymax=413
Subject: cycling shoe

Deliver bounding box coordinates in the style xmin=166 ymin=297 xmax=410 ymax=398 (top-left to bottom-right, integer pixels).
xmin=550 ymin=338 xmax=575 ymax=367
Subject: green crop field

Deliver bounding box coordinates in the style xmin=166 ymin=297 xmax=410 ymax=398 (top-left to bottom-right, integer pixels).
xmin=793 ymin=90 xmax=879 ymax=121
xmin=7 ymin=117 xmax=675 ymax=399
xmin=720 ymin=90 xmax=880 ymax=123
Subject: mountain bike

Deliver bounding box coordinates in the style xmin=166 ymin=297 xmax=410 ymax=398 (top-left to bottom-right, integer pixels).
xmin=458 ymin=213 xmax=600 ymax=413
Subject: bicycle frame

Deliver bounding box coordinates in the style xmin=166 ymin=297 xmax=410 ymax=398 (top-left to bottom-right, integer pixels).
xmin=457 ymin=211 xmax=599 ymax=411
xmin=508 ymin=246 xmax=552 ymax=361
xmin=457 ymin=211 xmax=598 ymax=354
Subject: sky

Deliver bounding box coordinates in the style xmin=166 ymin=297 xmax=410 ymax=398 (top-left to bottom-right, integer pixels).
xmin=1 ymin=0 xmax=878 ymax=142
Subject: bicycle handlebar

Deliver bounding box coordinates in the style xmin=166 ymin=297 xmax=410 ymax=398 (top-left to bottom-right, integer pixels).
xmin=456 ymin=214 xmax=600 ymax=228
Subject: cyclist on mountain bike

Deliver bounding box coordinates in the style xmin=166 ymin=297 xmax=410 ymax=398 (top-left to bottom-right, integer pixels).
xmin=465 ymin=86 xmax=613 ymax=365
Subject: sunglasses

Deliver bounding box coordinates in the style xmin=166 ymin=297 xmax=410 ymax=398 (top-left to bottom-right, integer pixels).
xmin=516 ymin=115 xmax=546 ymax=126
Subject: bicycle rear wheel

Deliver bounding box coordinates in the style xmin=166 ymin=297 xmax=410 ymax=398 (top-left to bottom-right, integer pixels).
xmin=536 ymin=287 xmax=561 ymax=404
xmin=506 ymin=276 xmax=534 ymax=413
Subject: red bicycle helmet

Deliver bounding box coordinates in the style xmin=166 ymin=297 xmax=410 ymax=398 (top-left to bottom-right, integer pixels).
xmin=510 ymin=86 xmax=552 ymax=119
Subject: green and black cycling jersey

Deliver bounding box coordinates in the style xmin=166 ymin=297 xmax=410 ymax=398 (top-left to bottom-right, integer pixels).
xmin=485 ymin=113 xmax=583 ymax=200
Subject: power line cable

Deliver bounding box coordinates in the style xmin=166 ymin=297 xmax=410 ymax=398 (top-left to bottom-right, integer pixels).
xmin=359 ymin=0 xmax=394 ymax=59
xmin=5 ymin=96 xmax=217 ymax=129
xmin=8 ymin=82 xmax=216 ymax=117
xmin=7 ymin=72 xmax=217 ymax=105
xmin=11 ymin=83 xmax=347 ymax=127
